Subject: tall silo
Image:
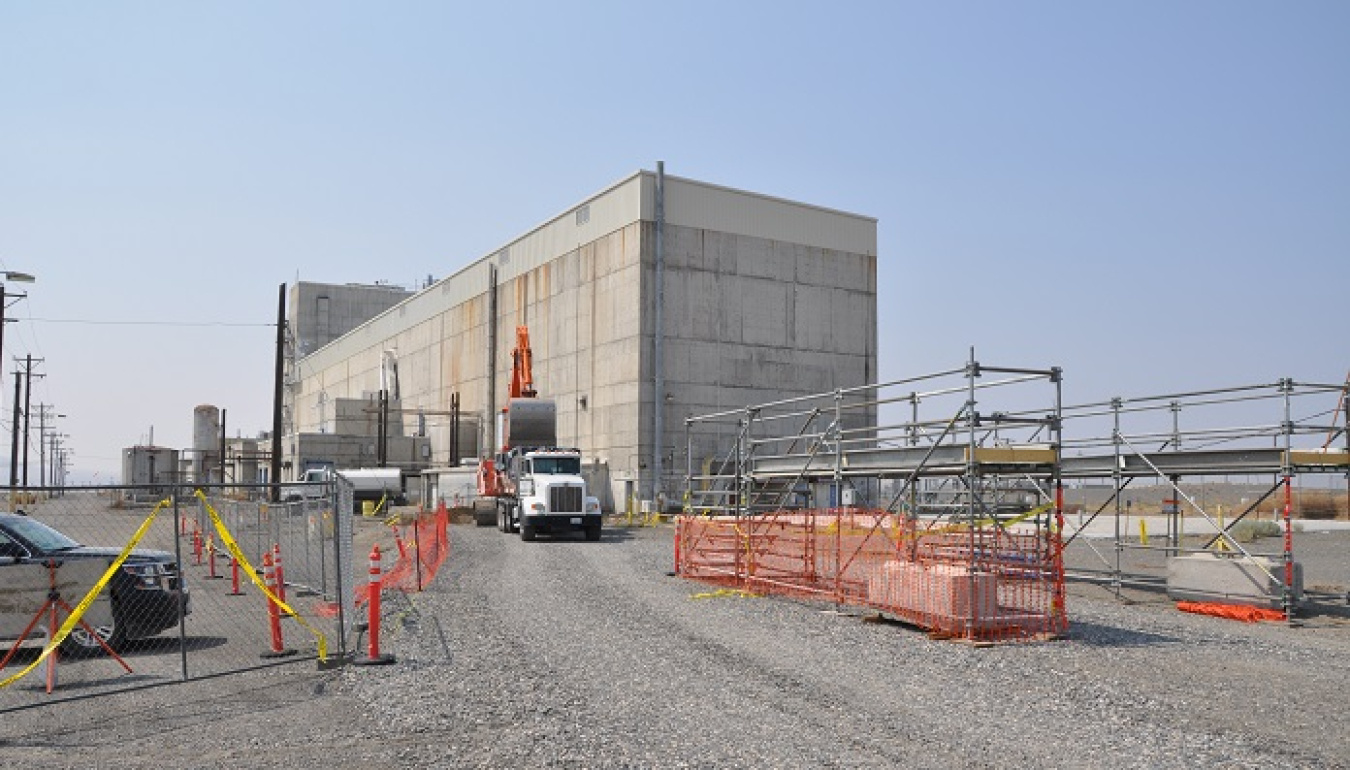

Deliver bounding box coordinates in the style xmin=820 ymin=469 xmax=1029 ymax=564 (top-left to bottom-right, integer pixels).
xmin=193 ymin=404 xmax=220 ymax=483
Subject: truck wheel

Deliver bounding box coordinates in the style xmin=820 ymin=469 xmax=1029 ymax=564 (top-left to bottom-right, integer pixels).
xmin=585 ymin=523 xmax=601 ymax=542
xmin=520 ymin=521 xmax=536 ymax=542
xmin=62 ymin=612 xmax=126 ymax=657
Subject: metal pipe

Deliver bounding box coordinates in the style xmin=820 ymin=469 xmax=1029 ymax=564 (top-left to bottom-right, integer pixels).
xmin=21 ymin=355 xmax=33 ymax=486
xmin=487 ymin=264 xmax=498 ymax=456
xmin=653 ymin=161 xmax=666 ymax=508
xmin=270 ymin=284 xmax=284 ymax=499
xmin=9 ymin=370 xmax=19 ymax=489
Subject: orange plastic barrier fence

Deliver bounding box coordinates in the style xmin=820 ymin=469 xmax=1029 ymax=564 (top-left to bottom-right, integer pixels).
xmin=676 ymin=508 xmax=1067 ymax=643
xmin=1176 ymin=601 xmax=1286 ymax=623
xmin=355 ymin=504 xmax=450 ymax=606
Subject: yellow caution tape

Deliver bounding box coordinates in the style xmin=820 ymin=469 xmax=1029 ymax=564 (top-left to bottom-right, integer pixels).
xmin=1 ymin=499 xmax=171 ymax=690
xmin=196 ymin=490 xmax=329 ymax=661
xmin=690 ymin=588 xmax=762 ymax=600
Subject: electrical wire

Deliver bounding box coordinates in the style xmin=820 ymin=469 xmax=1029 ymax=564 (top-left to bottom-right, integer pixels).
xmin=26 ymin=318 xmax=274 ymax=328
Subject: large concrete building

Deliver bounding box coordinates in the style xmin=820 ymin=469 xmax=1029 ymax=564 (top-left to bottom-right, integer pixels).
xmin=290 ymin=281 xmax=413 ymax=358
xmin=285 ymin=167 xmax=877 ymax=511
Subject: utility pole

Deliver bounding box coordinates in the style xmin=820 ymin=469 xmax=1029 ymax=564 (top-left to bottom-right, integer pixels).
xmin=270 ymin=283 xmax=285 ymax=502
xmin=219 ymin=408 xmax=228 ymax=486
xmin=19 ymin=355 xmax=44 ymax=487
xmin=9 ymin=370 xmax=20 ymax=490
xmin=37 ymin=407 xmax=64 ymax=490
xmin=37 ymin=404 xmax=52 ymax=490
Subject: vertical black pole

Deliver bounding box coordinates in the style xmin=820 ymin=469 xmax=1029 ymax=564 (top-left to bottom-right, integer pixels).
xmin=378 ymin=390 xmax=388 ymax=467
xmin=451 ymin=392 xmax=460 ymax=466
xmin=270 ymin=284 xmax=285 ymax=503
xmin=220 ymin=408 xmax=227 ymax=487
xmin=21 ymin=355 xmax=32 ymax=486
xmin=9 ymin=370 xmax=19 ymax=489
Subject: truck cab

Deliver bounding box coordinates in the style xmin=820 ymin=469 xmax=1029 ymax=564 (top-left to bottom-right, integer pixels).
xmin=496 ymin=448 xmax=602 ymax=541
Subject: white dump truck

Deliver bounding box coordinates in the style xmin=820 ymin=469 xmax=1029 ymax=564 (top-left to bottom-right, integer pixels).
xmin=478 ymin=399 xmax=602 ymax=541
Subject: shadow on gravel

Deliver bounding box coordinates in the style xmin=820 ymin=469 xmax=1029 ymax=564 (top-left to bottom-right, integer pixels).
xmin=522 ymin=527 xmax=644 ymax=544
xmin=1065 ymin=621 xmax=1178 ymax=648
xmin=1300 ymin=594 xmax=1350 ymax=618
xmin=590 ymin=527 xmax=642 ymax=544
xmin=0 ymin=635 xmax=228 ymax=667
xmin=121 ymin=635 xmax=231 ymax=656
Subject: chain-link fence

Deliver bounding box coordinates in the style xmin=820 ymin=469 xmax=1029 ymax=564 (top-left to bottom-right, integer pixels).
xmin=0 ymin=481 xmax=356 ymax=710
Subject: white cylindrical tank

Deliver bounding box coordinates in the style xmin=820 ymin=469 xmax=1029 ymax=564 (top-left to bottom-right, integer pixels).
xmin=194 ymin=404 xmax=220 ymax=481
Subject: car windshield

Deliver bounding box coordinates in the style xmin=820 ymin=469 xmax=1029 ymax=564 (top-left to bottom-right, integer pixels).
xmin=1 ymin=516 xmax=82 ymax=553
xmin=532 ymin=457 xmax=581 ymax=475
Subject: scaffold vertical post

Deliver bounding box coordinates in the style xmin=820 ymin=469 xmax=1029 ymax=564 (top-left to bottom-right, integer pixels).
xmin=736 ymin=412 xmax=748 ymax=518
xmin=1111 ymin=397 xmax=1123 ymax=597
xmin=685 ymin=417 xmax=693 ymax=515
xmin=833 ymin=388 xmax=843 ymax=607
xmin=965 ymin=349 xmax=980 ymax=633
xmin=1169 ymin=400 xmax=1182 ymax=556
xmin=1280 ymin=378 xmax=1296 ymax=624
xmin=1052 ymin=367 xmax=1066 ymax=629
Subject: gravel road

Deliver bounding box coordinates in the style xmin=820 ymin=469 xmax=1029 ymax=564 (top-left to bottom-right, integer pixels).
xmin=5 ymin=522 xmax=1349 ymax=768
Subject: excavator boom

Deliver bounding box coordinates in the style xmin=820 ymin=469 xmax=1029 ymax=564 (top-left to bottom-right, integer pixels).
xmin=510 ymin=325 xmax=537 ymax=399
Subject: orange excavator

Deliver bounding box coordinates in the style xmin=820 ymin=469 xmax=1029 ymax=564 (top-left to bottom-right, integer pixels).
xmin=510 ymin=325 xmax=537 ymax=400
xmin=477 ymin=326 xmax=535 ymax=497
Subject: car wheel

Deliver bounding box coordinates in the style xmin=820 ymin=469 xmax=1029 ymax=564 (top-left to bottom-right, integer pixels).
xmin=62 ymin=613 xmax=126 ymax=657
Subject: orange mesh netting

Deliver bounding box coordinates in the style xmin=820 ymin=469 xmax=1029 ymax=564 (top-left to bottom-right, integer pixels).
xmin=354 ymin=504 xmax=451 ymax=607
xmin=1176 ymin=601 xmax=1286 ymax=623
xmin=676 ymin=508 xmax=1067 ymax=643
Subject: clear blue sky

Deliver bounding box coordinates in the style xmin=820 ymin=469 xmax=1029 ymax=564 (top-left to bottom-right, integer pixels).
xmin=2 ymin=1 xmax=1346 ymax=481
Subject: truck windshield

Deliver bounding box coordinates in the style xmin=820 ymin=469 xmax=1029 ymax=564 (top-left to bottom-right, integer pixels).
xmin=2 ymin=516 xmax=82 ymax=553
xmin=532 ymin=457 xmax=581 ymax=475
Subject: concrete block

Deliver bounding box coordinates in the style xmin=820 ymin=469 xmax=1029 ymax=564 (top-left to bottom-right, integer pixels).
xmin=867 ymin=560 xmax=999 ymax=621
xmin=1166 ymin=553 xmax=1304 ymax=609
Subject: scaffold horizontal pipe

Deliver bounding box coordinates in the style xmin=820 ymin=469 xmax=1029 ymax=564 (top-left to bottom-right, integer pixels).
xmin=1061 ymin=447 xmax=1335 ymax=478
xmin=978 ymin=365 xmax=1061 ymax=378
xmin=1065 ymin=382 xmax=1283 ymax=413
xmin=1118 ymin=542 xmax=1288 ymax=558
xmin=866 ymin=366 xmax=969 ymax=392
xmin=1065 ymin=570 xmax=1168 ymax=588
xmin=1290 ymin=380 xmax=1350 ymax=392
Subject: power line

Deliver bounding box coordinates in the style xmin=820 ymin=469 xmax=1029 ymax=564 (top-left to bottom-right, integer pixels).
xmin=27 ymin=318 xmax=274 ymax=328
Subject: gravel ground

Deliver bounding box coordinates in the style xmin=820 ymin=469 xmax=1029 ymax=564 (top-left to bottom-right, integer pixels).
xmin=4 ymin=522 xmax=1349 ymax=768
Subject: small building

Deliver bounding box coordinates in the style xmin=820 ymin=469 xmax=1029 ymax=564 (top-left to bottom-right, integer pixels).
xmin=121 ymin=445 xmax=180 ymax=501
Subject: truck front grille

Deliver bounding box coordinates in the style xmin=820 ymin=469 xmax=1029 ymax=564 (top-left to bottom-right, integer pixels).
xmin=549 ymin=485 xmax=583 ymax=514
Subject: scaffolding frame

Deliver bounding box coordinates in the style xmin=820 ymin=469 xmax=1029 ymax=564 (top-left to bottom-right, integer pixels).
xmin=1054 ymin=378 xmax=1350 ymax=619
xmin=681 ymin=355 xmax=1349 ymax=632
xmin=681 ymin=352 xmax=1068 ymax=642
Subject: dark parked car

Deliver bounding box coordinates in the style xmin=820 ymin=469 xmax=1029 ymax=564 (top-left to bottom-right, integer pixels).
xmin=0 ymin=512 xmax=189 ymax=656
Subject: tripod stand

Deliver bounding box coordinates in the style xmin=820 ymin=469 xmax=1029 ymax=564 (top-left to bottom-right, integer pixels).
xmin=0 ymin=559 xmax=133 ymax=693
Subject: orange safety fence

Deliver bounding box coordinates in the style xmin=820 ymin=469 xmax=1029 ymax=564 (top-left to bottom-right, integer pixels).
xmin=1176 ymin=601 xmax=1286 ymax=623
xmin=355 ymin=503 xmax=451 ymax=606
xmin=676 ymin=508 xmax=1067 ymax=643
